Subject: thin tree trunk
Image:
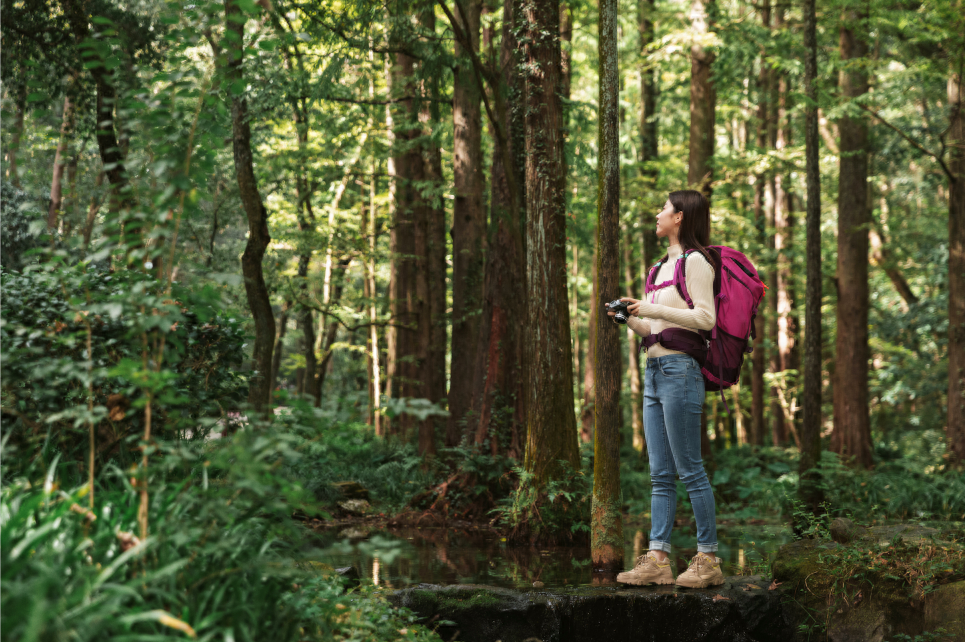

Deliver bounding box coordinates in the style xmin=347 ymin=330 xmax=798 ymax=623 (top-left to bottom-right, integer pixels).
xmin=624 ymin=223 xmax=644 ymax=454
xmin=522 ymin=0 xmax=580 ymax=483
xmin=317 ymin=258 xmax=352 ymax=394
xmin=592 ymin=0 xmax=624 ymax=570
xmin=447 ymin=0 xmax=486 ymax=447
xmin=368 ymin=162 xmax=383 ymax=436
xmin=223 ymin=0 xmax=274 ymax=414
xmin=48 ymin=95 xmax=76 ymax=230
xmin=83 ymin=172 xmax=105 ymax=249
xmin=687 ymin=0 xmax=716 ymax=196
xmin=948 ymin=60 xmax=965 ymax=463
xmin=580 ymin=244 xmax=598 ymax=443
xmin=800 ymin=0 xmax=825 ymax=509
xmin=7 ymin=86 xmax=26 ymax=188
xmin=831 ymin=10 xmax=872 ymax=468
xmin=869 ymin=225 xmax=918 ymax=309
xmin=639 ymin=0 xmax=660 ymax=289
xmin=270 ymin=303 xmax=290 ymax=394
xmin=469 ymin=0 xmax=526 ymax=458
xmin=571 ymin=244 xmax=582 ymax=401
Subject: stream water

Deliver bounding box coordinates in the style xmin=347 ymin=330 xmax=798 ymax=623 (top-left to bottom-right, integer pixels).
xmin=314 ymin=522 xmax=790 ymax=590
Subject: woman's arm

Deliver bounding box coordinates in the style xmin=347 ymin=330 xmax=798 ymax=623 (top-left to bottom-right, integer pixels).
xmin=627 ymin=315 xmax=651 ymax=338
xmin=629 ymin=253 xmax=716 ymax=330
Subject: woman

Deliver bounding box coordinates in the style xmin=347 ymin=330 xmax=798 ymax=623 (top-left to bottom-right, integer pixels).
xmin=609 ymin=190 xmax=723 ymax=589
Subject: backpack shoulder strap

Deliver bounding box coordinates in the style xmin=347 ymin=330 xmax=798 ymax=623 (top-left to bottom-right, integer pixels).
xmin=645 ymin=260 xmax=664 ymax=292
xmin=674 ymin=251 xmax=695 ymax=309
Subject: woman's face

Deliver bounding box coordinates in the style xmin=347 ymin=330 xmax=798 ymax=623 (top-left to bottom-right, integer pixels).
xmin=655 ymin=199 xmax=680 ymax=239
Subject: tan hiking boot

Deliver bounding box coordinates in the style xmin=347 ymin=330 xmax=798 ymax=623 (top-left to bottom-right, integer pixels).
xmin=675 ymin=552 xmax=725 ymax=588
xmin=616 ymin=551 xmax=674 ymax=586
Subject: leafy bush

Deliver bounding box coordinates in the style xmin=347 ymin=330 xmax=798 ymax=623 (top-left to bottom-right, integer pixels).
xmin=0 ymin=428 xmax=442 ymax=642
xmin=492 ymin=461 xmax=591 ymax=545
xmin=0 ymin=183 xmax=47 ymax=272
xmin=1 ymin=263 xmax=246 ymax=477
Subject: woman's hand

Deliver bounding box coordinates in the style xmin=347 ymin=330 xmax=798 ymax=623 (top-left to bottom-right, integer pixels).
xmin=606 ymin=297 xmax=643 ymax=318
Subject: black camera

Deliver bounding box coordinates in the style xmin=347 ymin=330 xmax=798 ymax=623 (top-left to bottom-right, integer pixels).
xmin=606 ymin=299 xmax=630 ymax=325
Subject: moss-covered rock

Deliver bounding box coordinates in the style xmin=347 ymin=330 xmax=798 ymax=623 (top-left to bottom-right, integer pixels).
xmin=924 ymin=580 xmax=965 ymax=639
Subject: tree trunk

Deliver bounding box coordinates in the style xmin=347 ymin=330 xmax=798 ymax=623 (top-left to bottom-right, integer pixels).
xmin=385 ymin=47 xmax=420 ymax=440
xmin=447 ymin=0 xmax=486 ymax=447
xmin=367 ymin=163 xmax=383 ymax=436
xmin=799 ymin=0 xmax=825 ymax=509
xmin=774 ymin=20 xmax=798 ymax=439
xmin=317 ymin=258 xmax=352 ymax=394
xmin=7 ymin=86 xmax=26 ymax=188
xmin=271 ymin=303 xmax=290 ymax=394
xmin=48 ymin=95 xmax=76 ymax=230
xmin=224 ymin=0 xmax=275 ymax=414
xmin=687 ymin=0 xmax=716 ymax=196
xmin=948 ymin=61 xmax=965 ymax=463
xmin=592 ymin=0 xmax=624 ymax=571
xmin=639 ymin=0 xmax=660 ymax=288
xmin=469 ymin=0 xmax=526 ymax=458
xmin=415 ymin=8 xmax=447 ymax=458
xmin=580 ymin=244 xmax=598 ymax=443
xmin=624 ymin=224 xmax=645 ymax=454
xmin=522 ymin=0 xmax=581 ymax=483
xmin=831 ymin=11 xmax=872 ymax=468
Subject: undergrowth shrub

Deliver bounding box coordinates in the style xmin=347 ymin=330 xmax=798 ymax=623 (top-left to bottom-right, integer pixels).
xmin=0 ymin=427 xmax=441 ymax=642
xmin=492 ymin=461 xmax=591 ymax=545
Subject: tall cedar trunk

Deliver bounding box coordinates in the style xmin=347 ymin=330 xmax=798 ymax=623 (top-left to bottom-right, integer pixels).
xmin=948 ymin=63 xmax=965 ymax=463
xmin=295 ymin=168 xmax=317 ymax=401
xmin=367 ymin=164 xmax=383 ymax=436
xmin=224 ymin=0 xmax=274 ymax=413
xmin=624 ymin=224 xmax=644 ymax=454
xmin=270 ymin=303 xmax=290 ymax=394
xmin=385 ymin=48 xmax=420 ymax=440
xmin=447 ymin=0 xmax=486 ymax=446
xmin=522 ymin=0 xmax=581 ymax=483
xmin=774 ymin=14 xmax=798 ymax=438
xmin=687 ymin=0 xmax=716 ymax=196
xmin=580 ymin=246 xmax=598 ymax=443
xmin=765 ymin=32 xmax=785 ymax=446
xmin=48 ymin=95 xmax=76 ymax=230
xmin=592 ymin=0 xmax=624 ymax=571
xmin=469 ymin=0 xmax=526 ymax=458
xmin=750 ymin=4 xmax=769 ymax=446
xmin=7 ymin=86 xmax=26 ymax=188
xmin=639 ymin=0 xmax=659 ymax=269
xmin=416 ymin=8 xmax=447 ymax=458
xmin=831 ymin=11 xmax=872 ymax=468
xmin=799 ymin=0 xmax=824 ymax=509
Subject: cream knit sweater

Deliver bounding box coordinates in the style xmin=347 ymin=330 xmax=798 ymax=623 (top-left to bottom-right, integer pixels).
xmin=627 ymin=243 xmax=716 ymax=358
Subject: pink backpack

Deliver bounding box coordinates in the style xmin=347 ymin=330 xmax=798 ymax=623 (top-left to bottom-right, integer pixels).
xmin=641 ymin=246 xmax=766 ymax=411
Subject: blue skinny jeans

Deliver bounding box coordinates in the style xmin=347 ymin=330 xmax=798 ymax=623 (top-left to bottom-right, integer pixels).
xmin=644 ymin=354 xmax=718 ymax=554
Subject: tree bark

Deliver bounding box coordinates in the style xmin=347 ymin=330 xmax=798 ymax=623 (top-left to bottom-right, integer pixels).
xmin=224 ymin=0 xmax=275 ymax=414
xmin=469 ymin=0 xmax=526 ymax=458
xmin=367 ymin=163 xmax=383 ymax=436
xmin=799 ymin=0 xmax=824 ymax=510
xmin=317 ymin=257 xmax=352 ymax=394
xmin=831 ymin=10 xmax=872 ymax=468
xmin=750 ymin=0 xmax=770 ymax=447
xmin=580 ymin=244 xmax=598 ymax=443
xmin=687 ymin=0 xmax=716 ymax=196
xmin=447 ymin=0 xmax=486 ymax=447
xmin=270 ymin=303 xmax=290 ymax=394
xmin=625 ymin=223 xmax=645 ymax=454
xmin=48 ymin=95 xmax=76 ymax=230
xmin=385 ymin=46 xmax=420 ymax=440
xmin=948 ymin=61 xmax=965 ymax=463
xmin=765 ymin=20 xmax=785 ymax=447
xmin=521 ymin=0 xmax=581 ymax=483
xmin=7 ymin=85 xmax=26 ymax=188
xmin=592 ymin=0 xmax=624 ymax=571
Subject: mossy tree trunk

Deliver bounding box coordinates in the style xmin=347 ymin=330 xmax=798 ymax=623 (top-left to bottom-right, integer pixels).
xmin=592 ymin=0 xmax=624 ymax=571
xmin=687 ymin=0 xmax=716 ymax=196
xmin=831 ymin=8 xmax=872 ymax=469
xmin=948 ymin=59 xmax=965 ymax=464
xmin=799 ymin=0 xmax=824 ymax=510
xmin=521 ymin=0 xmax=580 ymax=484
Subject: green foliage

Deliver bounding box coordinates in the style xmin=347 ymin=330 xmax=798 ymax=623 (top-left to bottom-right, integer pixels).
xmin=492 ymin=461 xmax=591 ymax=545
xmin=0 ymin=184 xmax=47 ymax=272
xmin=1 ymin=263 xmax=246 ymax=477
xmin=0 ymin=427 xmax=442 ymax=642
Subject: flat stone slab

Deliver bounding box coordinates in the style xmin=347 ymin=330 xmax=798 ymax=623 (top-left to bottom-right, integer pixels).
xmin=385 ymin=575 xmax=793 ymax=642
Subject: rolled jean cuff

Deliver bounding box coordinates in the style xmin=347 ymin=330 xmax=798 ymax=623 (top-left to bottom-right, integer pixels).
xmin=649 ymin=540 xmax=672 ymax=553
xmin=697 ymin=543 xmax=718 ymax=553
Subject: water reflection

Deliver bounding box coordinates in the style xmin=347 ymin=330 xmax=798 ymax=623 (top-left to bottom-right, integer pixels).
xmin=312 ymin=523 xmax=789 ymax=590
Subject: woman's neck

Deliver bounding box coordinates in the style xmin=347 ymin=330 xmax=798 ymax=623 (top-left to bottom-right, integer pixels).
xmin=668 ymin=243 xmax=683 ymax=260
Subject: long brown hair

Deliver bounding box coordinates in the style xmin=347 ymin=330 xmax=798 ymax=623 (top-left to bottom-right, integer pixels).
xmin=660 ymin=189 xmax=713 ymax=266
